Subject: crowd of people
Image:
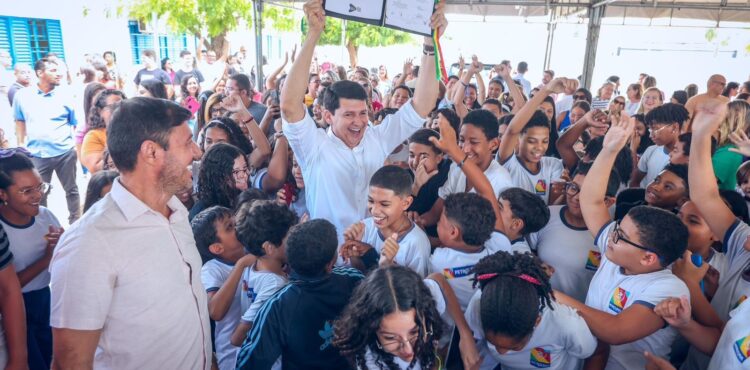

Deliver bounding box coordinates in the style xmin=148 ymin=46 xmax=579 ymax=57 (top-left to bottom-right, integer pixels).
xmin=1 ymin=0 xmax=750 ymax=369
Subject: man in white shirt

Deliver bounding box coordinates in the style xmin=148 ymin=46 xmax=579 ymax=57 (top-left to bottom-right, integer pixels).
xmin=514 ymin=61 xmax=532 ymax=97
xmin=49 ymin=97 xmax=210 ymax=370
xmin=280 ymin=0 xmax=446 ymax=241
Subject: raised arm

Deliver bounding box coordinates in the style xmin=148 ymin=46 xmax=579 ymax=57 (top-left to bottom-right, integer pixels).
xmin=476 ymin=70 xmax=486 ymax=105
xmin=280 ymin=0 xmax=325 ymax=123
xmin=264 ymin=52 xmax=289 ymax=91
xmin=495 ymin=64 xmax=525 ymax=114
xmin=556 ymin=110 xmax=608 ymax=170
xmin=452 ymin=70 xmax=470 ymax=119
xmin=689 ymin=101 xmax=736 ymax=241
xmin=393 ymin=59 xmax=413 ymax=90
xmin=260 ymin=135 xmax=290 ymax=193
xmin=581 ymin=116 xmax=634 ymax=237
xmin=411 ymin=2 xmax=447 ymax=118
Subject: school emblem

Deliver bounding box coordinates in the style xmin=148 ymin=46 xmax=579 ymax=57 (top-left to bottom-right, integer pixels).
xmin=530 ymin=346 xmax=551 ymax=368
xmin=732 ymin=295 xmax=747 ymax=310
xmin=734 ymin=335 xmax=750 ymax=363
xmin=443 ymin=265 xmax=474 ymax=280
xmin=608 ymin=287 xmax=630 ymax=313
xmin=585 ymin=250 xmax=601 ymax=271
xmin=535 ymin=180 xmax=547 ymax=195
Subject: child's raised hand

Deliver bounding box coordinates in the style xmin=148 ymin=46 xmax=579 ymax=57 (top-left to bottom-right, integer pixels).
xmin=728 ymin=130 xmax=750 ymax=157
xmin=653 ymin=296 xmax=691 ymax=330
xmin=237 ymin=253 xmax=258 ymax=268
xmin=44 ymin=226 xmax=64 ymax=255
xmin=413 ymin=162 xmax=438 ymax=191
xmin=343 ymin=222 xmax=365 ymax=241
xmin=602 ymin=112 xmax=634 ymax=153
xmin=339 ymin=240 xmax=372 ymax=261
xmin=379 ymin=234 xmax=400 ymax=266
xmin=692 ymin=99 xmax=727 ymax=138
xmin=428 ymin=116 xmax=460 ymax=157
xmin=672 ymin=250 xmax=709 ymax=285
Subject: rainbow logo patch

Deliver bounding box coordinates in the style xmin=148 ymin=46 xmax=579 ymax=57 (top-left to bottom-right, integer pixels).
xmin=535 ymin=180 xmax=548 ymax=195
xmin=608 ymin=287 xmax=630 ymax=313
xmin=443 ymin=265 xmax=474 ymax=280
xmin=586 ymin=250 xmax=602 ymax=271
xmin=734 ymin=335 xmax=750 ymax=363
xmin=732 ymin=295 xmax=747 ymax=310
xmin=530 ymin=346 xmax=551 ymax=368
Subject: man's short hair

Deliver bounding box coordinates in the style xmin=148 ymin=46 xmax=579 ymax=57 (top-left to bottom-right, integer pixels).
xmin=607 ymin=75 xmax=620 ymax=84
xmin=517 ymin=61 xmax=528 ymax=73
xmin=229 ymin=73 xmax=253 ymax=94
xmin=286 ymin=219 xmax=339 ymax=277
xmin=33 ymin=57 xmax=57 ymax=73
xmin=141 ymin=49 xmax=156 ymax=59
xmin=444 ymin=193 xmax=495 ymax=246
xmin=179 ymin=50 xmax=192 ymax=58
xmin=408 ymin=128 xmax=441 ymax=155
xmin=482 ymin=98 xmax=503 ymax=113
xmin=522 ymin=110 xmax=550 ymax=134
xmin=107 ymin=97 xmax=191 ymax=172
xmin=321 ymin=80 xmax=368 ymax=115
xmin=463 ymin=109 xmax=500 ymax=140
xmin=369 ymin=165 xmax=413 ymax=197
xmin=544 ymin=70 xmax=555 ymax=78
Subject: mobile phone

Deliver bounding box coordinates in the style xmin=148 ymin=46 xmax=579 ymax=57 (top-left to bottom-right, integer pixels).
xmin=282 ymin=183 xmax=296 ymax=206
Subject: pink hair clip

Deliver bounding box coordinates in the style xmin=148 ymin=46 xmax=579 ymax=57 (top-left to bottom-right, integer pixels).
xmin=476 ymin=273 xmax=498 ymax=281
xmin=516 ymin=274 xmax=542 ymax=286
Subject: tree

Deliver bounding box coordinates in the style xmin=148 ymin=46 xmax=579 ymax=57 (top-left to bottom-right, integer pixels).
xmin=314 ymin=18 xmax=413 ymax=68
xmin=126 ymin=0 xmax=294 ymax=58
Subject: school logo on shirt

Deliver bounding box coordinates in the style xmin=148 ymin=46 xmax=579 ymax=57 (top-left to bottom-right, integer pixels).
xmin=318 ymin=321 xmax=334 ymax=351
xmin=732 ymin=295 xmax=747 ymax=310
xmin=608 ymin=287 xmax=630 ymax=314
xmin=585 ymin=250 xmax=601 ymax=271
xmin=443 ymin=265 xmax=474 ymax=280
xmin=535 ymin=180 xmax=548 ymax=195
xmin=530 ymin=346 xmax=551 ymax=368
xmin=734 ymin=335 xmax=750 ymax=363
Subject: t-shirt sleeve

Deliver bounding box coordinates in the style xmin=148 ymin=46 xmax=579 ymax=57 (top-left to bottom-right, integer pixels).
xmin=633 ymin=276 xmax=690 ymax=309
xmin=0 ymin=223 xmax=13 ymax=270
xmin=422 ymin=279 xmax=446 ymax=316
xmin=637 ymin=147 xmax=651 ymax=173
xmin=404 ymin=233 xmax=431 ymax=278
xmin=81 ymin=130 xmax=106 ymax=157
xmin=200 ymin=263 xmax=226 ymax=293
xmin=464 ymin=291 xmax=484 ymax=341
xmin=241 ymin=274 xmax=286 ymax=323
xmin=370 ymin=100 xmax=425 ymax=156
xmin=594 ymin=222 xmax=615 ymax=254
xmin=235 ymin=292 xmax=286 ymax=370
xmin=13 ymin=91 xmax=25 ymax=121
xmin=282 ymin=108 xmax=327 ymax=171
xmin=49 ymin=230 xmax=116 ymax=330
xmin=159 ymin=70 xmax=172 ymax=85
xmin=550 ymin=158 xmax=564 ymax=180
xmin=195 ymin=70 xmax=205 ymax=83
xmin=722 ymin=220 xmax=750 ymax=265
xmin=557 ymin=304 xmax=597 ymax=359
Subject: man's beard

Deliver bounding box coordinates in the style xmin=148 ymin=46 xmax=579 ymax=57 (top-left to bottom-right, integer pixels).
xmin=157 ymin=152 xmax=190 ymax=197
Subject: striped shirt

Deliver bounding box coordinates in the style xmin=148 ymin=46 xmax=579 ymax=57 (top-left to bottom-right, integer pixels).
xmin=0 ymin=223 xmax=12 ymax=270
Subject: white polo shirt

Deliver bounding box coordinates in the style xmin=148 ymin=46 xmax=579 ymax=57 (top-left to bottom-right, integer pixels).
xmin=49 ymin=179 xmax=212 ymax=370
xmin=707 ymin=299 xmax=750 ymax=370
xmin=360 ymin=218 xmax=431 ymax=277
xmin=283 ymin=101 xmax=424 ymax=242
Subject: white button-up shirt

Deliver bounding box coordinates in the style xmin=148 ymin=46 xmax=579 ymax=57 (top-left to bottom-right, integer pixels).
xmin=283 ymin=101 xmax=424 ymax=241
xmin=49 ymin=179 xmax=211 ymax=370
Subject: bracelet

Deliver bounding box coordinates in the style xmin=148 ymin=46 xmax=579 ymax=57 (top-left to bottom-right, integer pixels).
xmin=243 ymin=116 xmax=255 ymax=125
xmin=423 ymin=50 xmax=436 ymax=56
xmin=456 ymin=153 xmax=469 ymax=168
xmin=423 ymin=44 xmax=435 ymax=53
xmin=461 ymin=81 xmax=469 ymax=88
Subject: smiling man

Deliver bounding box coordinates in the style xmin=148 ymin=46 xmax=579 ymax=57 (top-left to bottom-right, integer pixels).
xmin=280 ymin=0 xmax=446 ymax=243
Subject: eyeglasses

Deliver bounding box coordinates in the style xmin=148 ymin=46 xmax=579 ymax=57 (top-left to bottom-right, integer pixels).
xmin=376 ymin=331 xmax=424 ymax=352
xmin=17 ymin=183 xmax=51 ymax=197
xmin=614 ymin=100 xmax=625 ymax=105
xmin=648 ymin=123 xmax=673 ymax=134
xmin=610 ymin=221 xmax=660 ymax=257
xmin=232 ymin=167 xmax=250 ymax=178
xmin=574 ymin=94 xmax=586 ymax=100
xmin=565 ymin=182 xmax=581 ymax=196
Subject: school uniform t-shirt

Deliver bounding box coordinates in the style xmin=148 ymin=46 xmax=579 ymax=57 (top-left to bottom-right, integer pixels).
xmin=530 ymin=205 xmax=599 ymax=302
xmin=361 ymin=218 xmax=431 ymax=277
xmin=430 ymin=247 xmax=494 ymax=310
xmin=239 ymin=263 xmax=287 ymax=324
xmin=438 ymin=160 xmax=513 ymax=201
xmin=501 ymin=154 xmax=563 ymax=204
xmin=637 ymin=145 xmax=670 ymax=188
xmin=466 ymin=290 xmax=597 ymax=370
xmin=200 ymin=259 xmax=244 ymax=370
xmin=707 ymin=299 xmax=750 ymax=370
xmin=0 ymin=206 xmax=61 ymax=293
xmin=587 ymin=222 xmax=690 ymax=370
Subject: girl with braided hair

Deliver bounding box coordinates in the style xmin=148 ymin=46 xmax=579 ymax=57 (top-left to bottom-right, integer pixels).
xmin=333 ymin=265 xmax=479 ymax=370
xmin=466 ymin=251 xmax=597 ymax=370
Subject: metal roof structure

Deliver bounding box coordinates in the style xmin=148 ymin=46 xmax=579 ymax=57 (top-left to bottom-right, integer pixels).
xmin=253 ymin=0 xmax=750 ymax=89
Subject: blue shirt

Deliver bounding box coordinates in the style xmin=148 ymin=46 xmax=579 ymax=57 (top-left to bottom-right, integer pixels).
xmin=13 ymin=85 xmax=77 ymax=158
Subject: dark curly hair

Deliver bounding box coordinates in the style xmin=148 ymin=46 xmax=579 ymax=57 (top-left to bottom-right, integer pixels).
xmin=197 ymin=143 xmax=246 ymax=209
xmin=180 ymin=74 xmax=201 ymax=99
xmin=472 ymin=251 xmax=554 ymax=341
xmin=333 ymin=266 xmax=443 ymax=370
xmin=235 ymin=200 xmax=298 ymax=256
xmin=88 ymin=89 xmax=126 ymax=130
xmin=443 ymin=193 xmax=496 ymax=246
xmin=200 ymin=117 xmax=254 ymax=155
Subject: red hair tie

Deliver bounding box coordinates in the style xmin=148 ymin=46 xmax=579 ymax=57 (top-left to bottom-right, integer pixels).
xmin=515 ymin=274 xmax=542 ymax=286
xmin=476 ymin=273 xmax=498 ymax=281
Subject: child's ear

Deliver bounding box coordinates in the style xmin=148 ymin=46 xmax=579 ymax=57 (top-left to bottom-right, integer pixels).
xmin=512 ymin=218 xmax=524 ymax=234
xmin=262 ymin=241 xmax=276 ymax=256
xmin=641 ymin=252 xmax=660 ymax=268
xmin=488 ymin=137 xmax=500 ymax=152
xmin=401 ymin=195 xmax=413 ymax=211
xmin=604 ymin=196 xmax=616 ymax=208
xmin=450 ymin=224 xmax=462 ymax=242
xmin=208 ymin=243 xmax=224 ymax=257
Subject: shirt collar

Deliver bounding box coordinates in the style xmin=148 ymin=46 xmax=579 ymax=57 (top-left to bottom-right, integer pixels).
xmin=35 ymin=85 xmax=56 ymax=97
xmin=110 ymin=178 xmax=187 ymax=223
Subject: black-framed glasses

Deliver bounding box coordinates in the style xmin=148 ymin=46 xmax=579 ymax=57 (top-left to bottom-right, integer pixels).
xmin=610 ymin=221 xmax=660 ymax=257
xmin=232 ymin=167 xmax=250 ymax=178
xmin=574 ymin=94 xmax=586 ymax=100
xmin=614 ymin=100 xmax=625 ymax=105
xmin=565 ymin=182 xmax=581 ymax=196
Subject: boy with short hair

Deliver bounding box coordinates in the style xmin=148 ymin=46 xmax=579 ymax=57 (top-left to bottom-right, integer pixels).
xmin=631 ymin=103 xmax=689 ymax=188
xmin=530 ymin=162 xmax=620 ymax=302
xmin=230 ymin=201 xmax=299 ymax=347
xmin=615 ymin=163 xmax=690 ymax=220
xmin=554 ymin=116 xmax=690 ymax=369
xmin=341 ymin=165 xmax=431 ymax=277
xmin=406 ymin=128 xmax=451 ymax=239
xmin=192 ymin=206 xmax=257 ymax=370
xmin=496 ymin=187 xmax=550 ymax=252
xmin=498 ymin=77 xmax=573 ymax=204
xmin=235 ymin=219 xmax=364 ymax=370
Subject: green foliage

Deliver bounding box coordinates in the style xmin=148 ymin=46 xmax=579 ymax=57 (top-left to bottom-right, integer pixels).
xmin=704 ymin=28 xmax=717 ymax=43
xmin=264 ymin=6 xmax=297 ymax=32
xmin=317 ymin=18 xmax=413 ymax=48
xmin=127 ymin=0 xmax=253 ymax=37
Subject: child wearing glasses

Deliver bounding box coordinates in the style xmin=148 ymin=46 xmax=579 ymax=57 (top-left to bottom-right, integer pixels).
xmin=465 ymin=251 xmax=596 ymax=370
xmin=0 ymin=150 xmax=63 ymax=369
xmin=530 ymin=162 xmax=620 ymax=302
xmin=630 ymin=103 xmax=689 ymax=188
xmin=554 ymin=117 xmax=690 ymax=369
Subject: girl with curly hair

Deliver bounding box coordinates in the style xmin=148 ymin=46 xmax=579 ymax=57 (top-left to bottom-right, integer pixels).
xmin=333 ymin=265 xmax=480 ymax=370
xmin=81 ymin=89 xmax=126 ymax=173
xmin=189 ymin=143 xmax=249 ymax=220
xmin=465 ymin=252 xmax=596 ymax=370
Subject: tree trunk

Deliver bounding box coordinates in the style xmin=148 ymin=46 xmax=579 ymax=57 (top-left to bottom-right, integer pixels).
xmin=346 ymin=40 xmax=358 ymax=69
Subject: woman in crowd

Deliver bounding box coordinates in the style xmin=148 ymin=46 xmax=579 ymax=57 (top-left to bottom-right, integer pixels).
xmin=161 ymin=57 xmax=176 ymax=84
xmin=190 ymin=143 xmax=250 ymax=220
xmin=180 ymin=75 xmax=202 ymax=128
xmin=712 ymin=100 xmax=750 ymax=190
xmin=82 ymin=170 xmax=118 ymax=213
xmin=625 ymin=83 xmax=642 ymax=115
xmin=81 ymin=90 xmax=126 ymax=173
xmin=138 ymin=79 xmax=168 ymax=99
xmin=638 ymin=87 xmax=663 ymax=114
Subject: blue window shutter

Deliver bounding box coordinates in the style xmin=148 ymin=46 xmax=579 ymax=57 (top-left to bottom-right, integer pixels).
xmin=0 ymin=18 xmax=10 ymax=57
xmin=46 ymin=20 xmax=64 ymax=61
xmin=9 ymin=18 xmax=31 ymax=65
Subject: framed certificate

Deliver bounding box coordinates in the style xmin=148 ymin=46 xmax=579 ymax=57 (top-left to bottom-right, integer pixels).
xmin=323 ymin=0 xmax=435 ymax=37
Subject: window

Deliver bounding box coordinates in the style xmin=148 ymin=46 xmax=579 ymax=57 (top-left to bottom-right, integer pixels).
xmin=129 ymin=20 xmax=194 ymax=65
xmin=0 ymin=16 xmax=64 ymax=66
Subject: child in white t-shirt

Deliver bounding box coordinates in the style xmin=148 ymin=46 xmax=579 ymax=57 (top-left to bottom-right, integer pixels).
xmin=496 ymin=187 xmax=549 ymax=254
xmin=341 ymin=165 xmax=431 ymax=277
xmin=631 ymin=103 xmax=688 ymax=188
xmin=192 ymin=206 xmax=258 ymax=370
xmin=230 ymin=201 xmax=299 ymax=349
xmin=466 ymin=252 xmax=597 ymax=370
xmin=530 ymin=162 xmax=620 ymax=302
xmin=554 ymin=116 xmax=690 ymax=370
